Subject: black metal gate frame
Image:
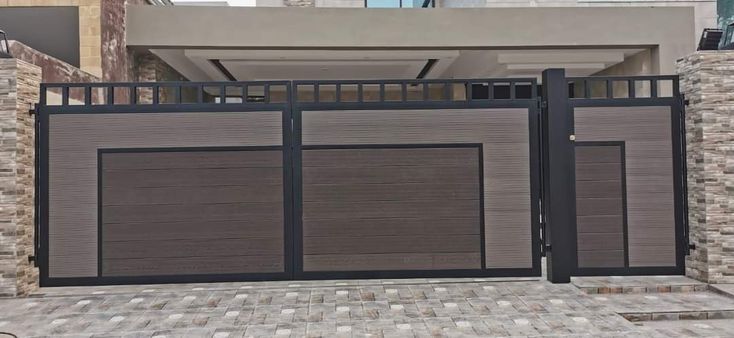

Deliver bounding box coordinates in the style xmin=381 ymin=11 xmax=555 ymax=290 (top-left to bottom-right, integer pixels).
xmin=290 ymin=79 xmax=543 ymax=280
xmin=35 ymin=78 xmax=545 ymax=286
xmin=541 ymin=70 xmax=687 ymax=282
xmin=36 ymin=81 xmax=295 ymax=286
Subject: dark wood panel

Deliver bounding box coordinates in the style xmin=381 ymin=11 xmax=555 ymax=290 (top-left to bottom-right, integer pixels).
xmin=577 ymin=233 xmax=624 ymax=251
xmin=302 ymin=147 xmax=481 ymax=272
xmin=575 ymin=181 xmax=623 ymax=198
xmin=575 ymin=143 xmax=626 ymax=269
xmin=303 ymin=199 xmax=480 ymax=220
xmin=103 ymin=238 xmax=282 ymax=259
xmin=303 ymin=183 xmax=479 ymax=202
xmin=574 ymin=163 xmax=622 ymax=181
xmin=302 ymin=166 xmax=479 ymax=185
xmin=100 ymin=150 xmax=285 ymax=277
xmin=302 ymin=217 xmax=479 ymax=237
xmin=102 ymin=202 xmax=284 ymax=224
xmin=102 ymin=150 xmax=282 ymax=170
xmin=303 ymin=235 xmax=479 ymax=255
xmin=104 ymin=220 xmax=284 ymax=241
xmin=575 ymin=198 xmax=623 ymax=216
xmin=578 ymin=250 xmax=625 ymax=268
xmin=302 ymin=147 xmax=479 ymax=168
xmin=577 ymin=215 xmax=624 ymax=234
xmin=103 ymin=184 xmax=283 ymax=205
xmin=102 ymin=255 xmax=284 ymax=276
xmin=304 ymin=253 xmax=481 ymax=271
xmin=102 ymin=167 xmax=282 ymax=188
xmin=575 ymin=146 xmax=622 ymax=163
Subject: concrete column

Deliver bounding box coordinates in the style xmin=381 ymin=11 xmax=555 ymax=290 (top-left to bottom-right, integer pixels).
xmin=677 ymin=51 xmax=734 ymax=283
xmin=0 ymin=58 xmax=40 ymax=297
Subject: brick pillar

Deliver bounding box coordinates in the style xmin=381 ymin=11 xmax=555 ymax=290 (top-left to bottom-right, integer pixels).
xmin=677 ymin=51 xmax=734 ymax=283
xmin=0 ymin=58 xmax=40 ymax=297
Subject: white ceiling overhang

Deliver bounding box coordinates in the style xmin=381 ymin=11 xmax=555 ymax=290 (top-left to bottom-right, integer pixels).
xmin=151 ymin=47 xmax=648 ymax=82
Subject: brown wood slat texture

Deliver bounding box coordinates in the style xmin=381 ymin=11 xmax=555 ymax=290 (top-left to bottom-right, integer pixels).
xmin=302 ymin=147 xmax=482 ymax=272
xmin=301 ymin=108 xmax=532 ymax=269
xmin=100 ymin=149 xmax=284 ymax=277
xmin=48 ymin=112 xmax=283 ymax=278
xmin=575 ymin=145 xmax=625 ymax=268
xmin=574 ymin=106 xmax=676 ymax=267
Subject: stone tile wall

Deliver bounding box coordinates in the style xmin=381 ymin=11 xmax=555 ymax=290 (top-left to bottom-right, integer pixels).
xmin=0 ymin=59 xmax=41 ymax=298
xmin=677 ymin=51 xmax=734 ymax=284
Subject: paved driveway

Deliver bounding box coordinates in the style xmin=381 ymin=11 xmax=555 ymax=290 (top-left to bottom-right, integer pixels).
xmin=0 ymin=278 xmax=725 ymax=337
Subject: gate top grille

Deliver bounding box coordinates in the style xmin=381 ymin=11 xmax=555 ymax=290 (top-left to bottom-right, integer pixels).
xmin=566 ymin=75 xmax=679 ymax=100
xmin=38 ymin=78 xmax=540 ymax=110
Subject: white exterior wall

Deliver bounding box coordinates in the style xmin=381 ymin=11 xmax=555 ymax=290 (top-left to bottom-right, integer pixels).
xmin=306 ymin=0 xmax=715 ymax=44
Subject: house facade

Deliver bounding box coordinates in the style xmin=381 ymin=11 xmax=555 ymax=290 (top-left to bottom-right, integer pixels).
xmin=1 ymin=0 xmax=733 ymax=297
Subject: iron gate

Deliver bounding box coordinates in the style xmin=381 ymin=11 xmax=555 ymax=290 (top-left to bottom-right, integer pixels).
xmin=35 ymin=78 xmax=543 ymax=286
xmin=541 ymin=70 xmax=687 ymax=281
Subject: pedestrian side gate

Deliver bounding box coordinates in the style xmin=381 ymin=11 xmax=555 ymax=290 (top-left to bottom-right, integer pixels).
xmin=34 ymin=71 xmax=687 ymax=286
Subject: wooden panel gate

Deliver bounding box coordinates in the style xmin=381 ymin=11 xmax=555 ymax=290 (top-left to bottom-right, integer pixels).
xmin=36 ymin=79 xmax=543 ymax=286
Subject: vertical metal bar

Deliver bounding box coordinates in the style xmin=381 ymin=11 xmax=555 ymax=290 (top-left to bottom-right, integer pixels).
xmin=444 ymin=82 xmax=451 ymax=101
xmin=541 ymin=68 xmax=574 ymax=284
xmin=628 ymin=80 xmax=635 ymax=98
xmin=487 ymin=82 xmax=494 ymax=100
xmin=510 ymin=81 xmax=516 ymax=99
xmin=84 ymin=86 xmax=92 ymax=106
xmin=152 ymin=86 xmax=160 ymax=105
xmin=606 ymin=80 xmax=613 ymax=99
xmin=466 ymin=82 xmax=473 ymax=101
xmin=130 ymin=86 xmax=137 ymax=105
xmin=107 ymin=86 xmax=114 ymax=105
xmin=220 ymin=85 xmax=227 ymax=104
xmin=583 ymin=80 xmax=590 ymax=99
xmin=650 ymin=79 xmax=658 ymax=98
xmin=263 ymin=84 xmax=270 ymax=104
xmin=335 ymin=84 xmax=341 ymax=103
xmin=423 ymin=82 xmax=429 ymax=101
xmin=40 ymin=85 xmax=47 ymax=106
xmin=379 ymin=83 xmax=385 ymax=102
xmin=357 ymin=83 xmax=364 ymax=103
xmin=242 ymin=85 xmax=248 ymax=103
xmin=175 ymin=85 xmax=182 ymax=104
xmin=401 ymin=82 xmax=407 ymax=102
xmin=197 ymin=85 xmax=204 ymax=103
xmin=61 ymin=87 xmax=69 ymax=106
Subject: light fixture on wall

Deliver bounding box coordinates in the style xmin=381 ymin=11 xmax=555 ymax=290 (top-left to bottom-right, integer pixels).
xmin=0 ymin=29 xmax=11 ymax=58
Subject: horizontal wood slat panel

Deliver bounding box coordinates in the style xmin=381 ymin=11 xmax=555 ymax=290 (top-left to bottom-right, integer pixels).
xmin=302 ymin=146 xmax=481 ymax=271
xmin=102 ymin=255 xmax=284 ymax=276
xmin=303 ymin=183 xmax=480 ymax=202
xmin=102 ymin=202 xmax=284 ymax=224
xmin=102 ymin=150 xmax=282 ymax=169
xmin=574 ymin=106 xmax=676 ymax=267
xmin=102 ymin=167 xmax=282 ymax=188
xmin=302 ymin=218 xmax=479 ymax=237
xmin=302 ymin=147 xmax=479 ymax=167
xmin=103 ymin=238 xmax=282 ymax=259
xmin=302 ymin=166 xmax=479 ymax=185
xmin=48 ymin=112 xmax=284 ymax=278
xmin=303 ymin=235 xmax=480 ymax=255
xmin=103 ymin=184 xmax=283 ymax=205
xmin=100 ymin=149 xmax=285 ymax=277
xmin=301 ymin=108 xmax=534 ymax=270
xmin=104 ymin=220 xmax=284 ymax=241
xmin=575 ymin=144 xmax=626 ymax=269
xmin=303 ymin=253 xmax=481 ymax=272
xmin=577 ymin=250 xmax=625 ymax=268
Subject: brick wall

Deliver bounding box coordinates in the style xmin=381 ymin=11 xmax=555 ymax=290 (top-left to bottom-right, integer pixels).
xmin=677 ymin=51 xmax=734 ymax=284
xmin=0 ymin=59 xmax=40 ymax=298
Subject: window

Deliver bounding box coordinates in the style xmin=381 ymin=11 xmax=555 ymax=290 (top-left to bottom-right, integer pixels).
xmin=365 ymin=0 xmax=434 ymax=8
